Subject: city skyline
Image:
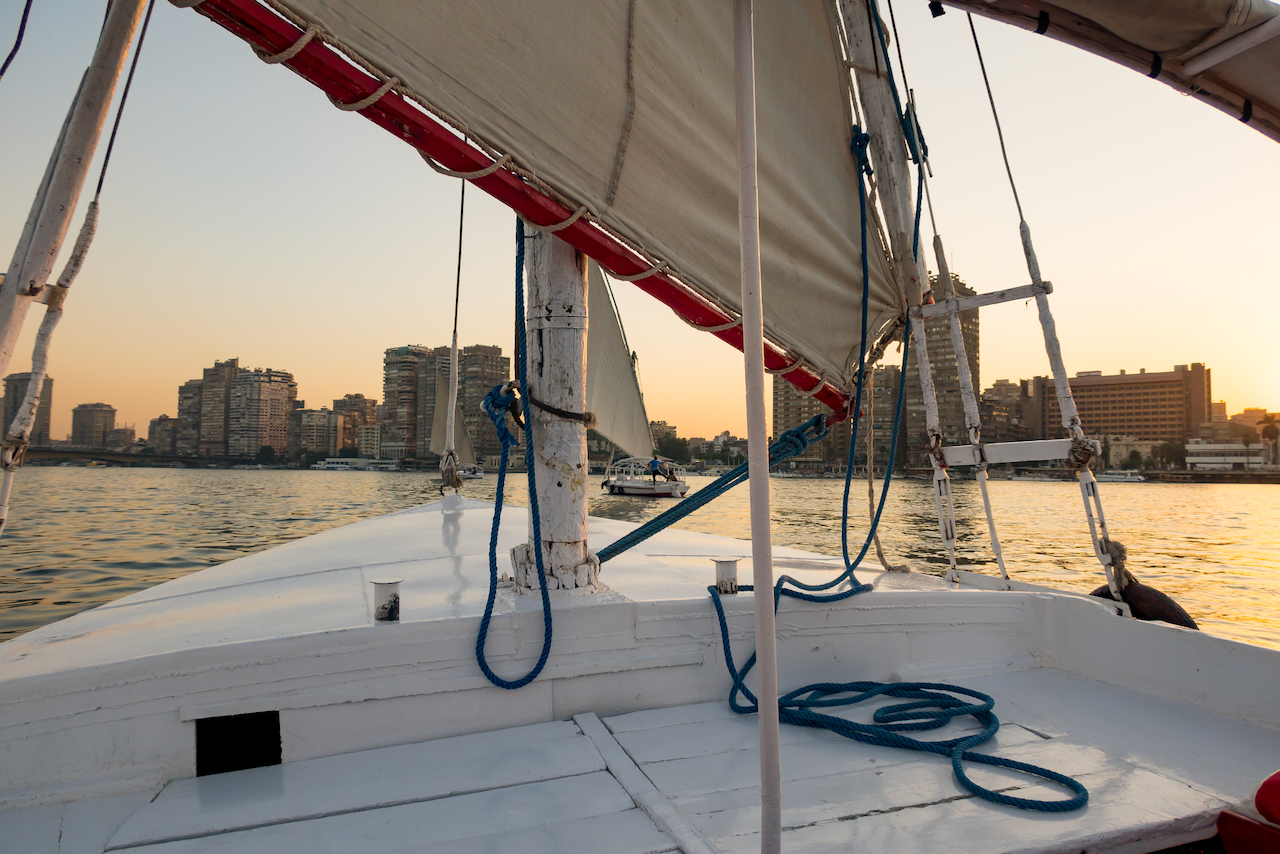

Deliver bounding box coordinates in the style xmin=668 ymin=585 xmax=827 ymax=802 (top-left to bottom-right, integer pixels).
xmin=2 ymin=2 xmax=1277 ymax=442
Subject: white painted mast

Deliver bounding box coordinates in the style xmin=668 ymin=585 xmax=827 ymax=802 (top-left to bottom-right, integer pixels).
xmin=0 ymin=0 xmax=146 ymax=380
xmin=511 ymin=229 xmax=600 ymax=591
xmin=733 ymin=1 xmax=782 ymax=851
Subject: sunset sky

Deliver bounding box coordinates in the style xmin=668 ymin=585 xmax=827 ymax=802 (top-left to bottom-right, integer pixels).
xmin=2 ymin=1 xmax=1277 ymax=442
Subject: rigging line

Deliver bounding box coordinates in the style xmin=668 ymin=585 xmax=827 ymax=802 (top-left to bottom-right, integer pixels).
xmin=94 ymin=0 xmax=156 ymax=201
xmin=0 ymin=0 xmax=34 ymax=83
xmin=966 ymin=13 xmax=1025 ymax=222
xmin=453 ymin=180 xmax=464 ymax=336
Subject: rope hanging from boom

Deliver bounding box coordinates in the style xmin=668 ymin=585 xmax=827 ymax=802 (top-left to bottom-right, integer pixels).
xmin=439 ymin=180 xmax=466 ymax=494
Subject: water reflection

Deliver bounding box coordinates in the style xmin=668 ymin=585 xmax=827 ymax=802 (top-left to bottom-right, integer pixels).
xmin=1 ymin=469 xmax=1277 ymax=649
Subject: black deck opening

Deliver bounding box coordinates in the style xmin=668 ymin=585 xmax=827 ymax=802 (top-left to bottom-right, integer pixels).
xmin=196 ymin=711 xmax=282 ymax=776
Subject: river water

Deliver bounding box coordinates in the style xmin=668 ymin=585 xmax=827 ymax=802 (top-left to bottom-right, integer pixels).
xmin=3 ymin=468 xmax=1278 ymax=649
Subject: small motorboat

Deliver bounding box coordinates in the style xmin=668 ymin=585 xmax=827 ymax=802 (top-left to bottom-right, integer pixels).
xmin=1095 ymin=470 xmax=1147 ymax=483
xmin=602 ymin=457 xmax=690 ymax=497
xmin=457 ymin=463 xmax=484 ymax=480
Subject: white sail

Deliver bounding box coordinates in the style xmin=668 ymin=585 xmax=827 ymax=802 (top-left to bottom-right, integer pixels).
xmin=586 ymin=262 xmax=652 ymax=460
xmin=253 ymin=0 xmax=900 ymax=390
xmin=429 ymin=371 xmax=476 ymax=465
xmin=954 ymin=0 xmax=1280 ymax=143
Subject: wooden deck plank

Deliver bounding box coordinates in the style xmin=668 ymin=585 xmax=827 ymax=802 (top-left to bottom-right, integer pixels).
xmin=604 ymin=701 xmax=738 ymax=734
xmin=710 ymin=762 xmax=1227 ymax=854
xmin=109 ymin=721 xmax=600 ymax=849
xmin=118 ymin=771 xmax=635 ymax=853
xmin=635 ymin=716 xmax=1045 ymax=798
xmin=418 ymin=808 xmax=678 ymax=854
xmin=672 ymin=740 xmax=1135 ymax=840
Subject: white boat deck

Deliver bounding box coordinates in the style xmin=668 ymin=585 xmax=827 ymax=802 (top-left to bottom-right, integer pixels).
xmin=7 ymin=665 xmax=1278 ymax=854
xmin=3 ymin=497 xmax=1279 ymax=853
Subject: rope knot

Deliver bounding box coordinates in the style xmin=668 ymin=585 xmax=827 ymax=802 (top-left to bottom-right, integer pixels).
xmin=769 ymin=414 xmax=829 ymax=464
xmin=482 ymin=383 xmax=522 ymax=449
xmin=849 ymin=126 xmax=874 ymax=177
xmin=1069 ymin=437 xmax=1095 ymax=468
xmin=1 ymin=438 xmax=29 ymax=472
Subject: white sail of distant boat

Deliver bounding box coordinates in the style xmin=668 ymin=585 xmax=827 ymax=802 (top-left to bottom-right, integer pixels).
xmin=429 ymin=374 xmax=476 ymax=466
xmin=585 ymin=261 xmax=652 ymax=460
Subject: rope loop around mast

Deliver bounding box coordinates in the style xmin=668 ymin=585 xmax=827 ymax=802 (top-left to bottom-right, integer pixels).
xmin=526 ymin=393 xmax=597 ymax=429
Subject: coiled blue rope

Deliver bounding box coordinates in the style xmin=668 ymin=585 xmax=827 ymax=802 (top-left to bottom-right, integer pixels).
xmin=474 ymin=218 xmax=554 ymax=690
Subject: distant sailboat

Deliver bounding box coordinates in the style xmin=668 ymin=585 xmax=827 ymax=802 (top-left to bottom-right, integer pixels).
xmin=584 ymin=261 xmax=653 ymax=461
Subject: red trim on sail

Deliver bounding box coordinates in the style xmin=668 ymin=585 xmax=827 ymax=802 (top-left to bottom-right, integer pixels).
xmin=183 ymin=0 xmax=851 ymax=423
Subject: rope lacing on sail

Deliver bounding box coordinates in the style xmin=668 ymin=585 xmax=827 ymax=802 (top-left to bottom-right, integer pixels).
xmin=1 ymin=0 xmax=156 ymax=537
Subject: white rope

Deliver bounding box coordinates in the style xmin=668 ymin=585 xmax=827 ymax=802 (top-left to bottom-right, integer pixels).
xmin=254 ymin=22 xmax=321 ymax=64
xmin=610 ymin=259 xmax=667 ymax=282
xmin=799 ymin=376 xmax=829 ymax=399
xmin=682 ymin=315 xmax=741 ymax=334
xmin=764 ymin=354 xmax=808 ymax=376
xmin=419 ymin=150 xmax=512 ymax=180
xmin=327 ymin=75 xmax=398 ymax=111
xmin=528 ymin=205 xmax=589 ymax=234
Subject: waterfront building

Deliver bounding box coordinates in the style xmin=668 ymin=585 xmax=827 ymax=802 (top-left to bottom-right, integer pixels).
xmin=229 ymin=368 xmax=298 ymax=456
xmin=2 ymin=372 xmax=52 ymax=445
xmin=333 ymin=393 xmax=377 ymax=451
xmin=382 ymin=345 xmax=436 ymax=457
xmin=175 ymin=379 xmax=202 ymax=455
xmin=1185 ymin=439 xmax=1268 ymax=471
xmin=1211 ymin=401 xmax=1228 ymax=422
xmin=1231 ymin=407 xmax=1270 ymax=429
xmin=980 ymin=381 xmax=1030 ymax=445
xmin=148 ymin=415 xmax=178 ymax=455
xmin=357 ymin=424 xmax=382 ymax=459
xmin=105 ymin=426 xmax=136 ymax=451
xmin=71 ymin=403 xmax=116 ymax=448
xmin=199 ymin=359 xmax=239 ymax=456
xmin=902 ymin=274 xmax=979 ymax=465
xmin=771 ymin=376 xmax=844 ymax=470
xmin=414 ymin=344 xmax=509 ymax=459
xmin=295 ymin=408 xmax=344 ymax=457
xmin=650 ymin=421 xmax=677 ymax=442
xmin=1040 ymin=364 xmax=1211 ymax=442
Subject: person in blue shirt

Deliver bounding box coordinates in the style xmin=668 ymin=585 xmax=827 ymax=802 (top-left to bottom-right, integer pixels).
xmin=649 ymin=455 xmax=661 ymax=484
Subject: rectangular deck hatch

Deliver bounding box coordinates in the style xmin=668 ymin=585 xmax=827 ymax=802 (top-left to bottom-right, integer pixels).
xmin=196 ymin=710 xmax=281 ymax=776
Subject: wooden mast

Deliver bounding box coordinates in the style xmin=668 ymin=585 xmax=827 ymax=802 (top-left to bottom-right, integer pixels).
xmin=511 ymin=229 xmax=600 ymax=591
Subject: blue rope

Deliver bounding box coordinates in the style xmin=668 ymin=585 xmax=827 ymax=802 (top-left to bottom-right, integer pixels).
xmin=596 ymin=415 xmax=831 ymax=564
xmin=474 ymin=218 xmax=554 ymax=690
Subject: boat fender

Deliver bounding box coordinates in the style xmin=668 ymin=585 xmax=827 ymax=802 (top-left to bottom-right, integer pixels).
xmin=1087 ymin=541 xmax=1198 ymax=630
xmin=1257 ymin=769 xmax=1280 ymax=825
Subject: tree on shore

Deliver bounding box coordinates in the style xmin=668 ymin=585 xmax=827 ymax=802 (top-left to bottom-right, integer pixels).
xmin=255 ymin=445 xmax=276 ymax=465
xmin=1259 ymin=414 xmax=1279 ymax=465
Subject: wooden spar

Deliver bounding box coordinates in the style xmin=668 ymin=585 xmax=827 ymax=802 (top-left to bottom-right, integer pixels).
xmin=511 ymin=229 xmax=599 ymax=592
xmin=0 ymin=0 xmax=146 ymax=381
xmin=174 ymin=0 xmax=852 ymax=423
xmin=733 ymin=2 xmax=781 ymax=852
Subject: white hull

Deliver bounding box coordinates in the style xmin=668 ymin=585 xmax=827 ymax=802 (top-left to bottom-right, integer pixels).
xmin=603 ymin=478 xmax=689 ymax=497
xmin=1 ymin=496 xmax=1278 ymax=853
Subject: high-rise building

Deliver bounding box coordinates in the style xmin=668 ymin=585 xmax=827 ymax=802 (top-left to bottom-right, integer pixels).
xmin=867 ymin=364 xmax=906 ymax=471
xmin=175 ymin=379 xmax=202 ymax=455
xmin=2 ymin=373 xmax=53 ymax=445
xmin=297 ymin=408 xmax=343 ymax=457
xmin=229 ymin=368 xmax=298 ymax=456
xmin=771 ymin=377 xmax=844 ymax=470
xmin=71 ymin=403 xmax=116 ymax=448
xmin=199 ymin=359 xmax=239 ymax=456
xmin=1041 ymin=364 xmax=1211 ymax=442
xmin=902 ymin=274 xmax=979 ymax=466
xmin=333 ymin=394 xmax=377 ymax=451
xmin=358 ymin=424 xmax=382 ymax=459
xmin=414 ymin=344 xmax=510 ymax=459
xmin=148 ymin=415 xmax=178 ymax=454
xmin=382 ymin=345 xmax=436 ymax=458
xmin=980 ymin=380 xmax=1030 ymax=444
xmin=105 ymin=426 xmax=136 ymax=451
